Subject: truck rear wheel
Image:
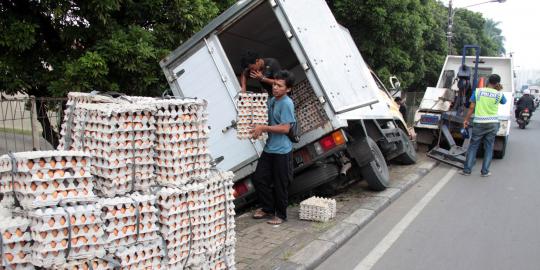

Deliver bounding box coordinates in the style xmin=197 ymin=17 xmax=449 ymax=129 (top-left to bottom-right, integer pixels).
xmin=395 ymin=129 xmax=417 ymax=165
xmin=361 ymin=137 xmax=390 ymax=191
xmin=493 ymin=136 xmax=507 ymax=159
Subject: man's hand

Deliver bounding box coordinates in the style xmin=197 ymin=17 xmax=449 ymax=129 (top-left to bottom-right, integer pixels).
xmin=251 ymin=125 xmax=266 ymax=139
xmin=250 ymin=70 xmax=264 ymax=81
xmin=463 ymin=120 xmax=469 ymax=128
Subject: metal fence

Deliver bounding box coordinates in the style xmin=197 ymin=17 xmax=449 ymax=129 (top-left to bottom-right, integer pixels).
xmin=0 ymin=96 xmax=67 ymax=155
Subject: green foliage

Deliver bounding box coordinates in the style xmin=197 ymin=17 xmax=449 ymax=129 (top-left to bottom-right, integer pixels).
xmin=328 ymin=0 xmax=506 ymax=92
xmin=0 ymin=0 xmax=235 ymax=97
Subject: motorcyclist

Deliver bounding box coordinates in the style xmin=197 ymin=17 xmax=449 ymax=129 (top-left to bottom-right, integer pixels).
xmin=515 ymin=89 xmax=535 ymax=118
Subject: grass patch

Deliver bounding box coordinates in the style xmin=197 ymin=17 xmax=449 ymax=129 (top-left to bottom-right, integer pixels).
xmin=0 ymin=127 xmax=33 ymax=136
xmin=312 ymin=220 xmax=336 ymax=232
xmin=282 ymin=251 xmax=294 ymax=260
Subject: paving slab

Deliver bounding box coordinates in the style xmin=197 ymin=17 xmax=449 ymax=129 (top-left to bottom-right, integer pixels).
xmin=234 ymin=151 xmax=438 ymax=270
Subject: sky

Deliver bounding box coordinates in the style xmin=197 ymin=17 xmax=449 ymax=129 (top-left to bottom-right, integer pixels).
xmin=442 ymin=0 xmax=540 ymax=86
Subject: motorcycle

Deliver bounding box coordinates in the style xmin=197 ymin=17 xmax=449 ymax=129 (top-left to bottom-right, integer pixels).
xmin=517 ymin=108 xmax=531 ymax=129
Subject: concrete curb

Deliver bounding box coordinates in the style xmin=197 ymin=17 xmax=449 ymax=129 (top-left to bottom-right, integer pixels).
xmin=279 ymin=160 xmax=438 ymax=270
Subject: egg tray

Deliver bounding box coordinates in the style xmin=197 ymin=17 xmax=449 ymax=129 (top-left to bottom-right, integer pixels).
xmin=31 ymin=249 xmax=67 ymax=268
xmin=103 ymin=220 xmax=158 ymax=243
xmin=104 ymin=231 xmax=160 ymax=251
xmin=84 ymin=130 xmax=156 ymax=143
xmin=31 ymin=224 xmax=102 ymax=243
xmin=205 ymin=206 xmax=235 ymax=225
xmin=299 ymin=196 xmax=337 ymax=222
xmin=86 ymin=149 xmax=152 ymax=162
xmin=31 ymin=235 xmax=104 ymax=254
xmin=0 ymin=263 xmax=34 ymax=270
xmin=100 ymin=194 xmax=157 ymax=218
xmin=102 ymin=212 xmax=157 ymax=229
xmin=154 ymin=152 xmax=210 ymax=163
xmin=155 ymin=185 xmax=205 ymax=210
xmin=0 ymin=242 xmax=32 ymax=266
xmin=155 ymin=164 xmax=211 ymax=176
xmin=205 ymin=247 xmax=235 ymax=267
xmin=91 ymin=165 xmax=154 ymax=179
xmin=30 ymin=205 xmax=102 ymax=232
xmin=56 ymin=258 xmax=114 ymax=270
xmin=164 ymin=243 xmax=206 ymax=266
xmin=0 ymin=151 xmax=90 ymax=174
xmin=82 ymin=139 xmax=155 ymax=152
xmin=66 ymin=92 xmax=126 ymax=104
xmin=154 ymin=122 xmax=208 ymax=132
xmin=84 ymin=110 xmax=155 ymax=124
xmin=158 ymin=220 xmax=207 ymax=240
xmin=77 ymin=103 xmax=157 ymax=118
xmin=154 ymin=141 xmax=208 ymax=155
xmin=12 ymin=189 xmax=95 ymax=210
xmin=158 ymin=209 xmax=207 ymax=229
xmin=113 ymin=240 xmax=163 ymax=268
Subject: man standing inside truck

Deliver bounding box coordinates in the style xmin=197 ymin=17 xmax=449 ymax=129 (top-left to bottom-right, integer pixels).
xmin=240 ymin=50 xmax=281 ymax=95
xmin=251 ymin=70 xmax=295 ymax=225
xmin=461 ymin=74 xmax=507 ymax=177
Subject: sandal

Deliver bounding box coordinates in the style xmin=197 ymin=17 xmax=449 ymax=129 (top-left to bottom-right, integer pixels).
xmin=252 ymin=208 xmax=272 ymax=219
xmin=267 ymin=216 xmax=285 ymax=225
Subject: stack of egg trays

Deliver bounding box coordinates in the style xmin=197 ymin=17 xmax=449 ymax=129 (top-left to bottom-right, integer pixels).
xmin=99 ymin=193 xmax=160 ymax=251
xmin=29 ymin=205 xmax=105 ymax=268
xmin=56 ymin=258 xmax=114 ymax=270
xmin=112 ymin=240 xmax=164 ymax=270
xmin=290 ymin=80 xmax=329 ymax=134
xmin=0 ymin=151 xmax=96 ymax=210
xmin=155 ymin=183 xmax=208 ymax=269
xmin=76 ymin=103 xmax=157 ymax=197
xmin=236 ymin=93 xmax=268 ymax=140
xmin=59 ymin=92 xmax=128 ymax=151
xmin=0 ymin=207 xmax=33 ymax=269
xmin=299 ymin=196 xmax=337 ymax=222
xmin=153 ymin=99 xmax=212 ymax=187
xmin=203 ymin=171 xmax=236 ymax=269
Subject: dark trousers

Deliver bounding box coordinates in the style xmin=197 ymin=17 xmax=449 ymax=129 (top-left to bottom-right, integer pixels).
xmin=252 ymin=151 xmax=293 ymax=220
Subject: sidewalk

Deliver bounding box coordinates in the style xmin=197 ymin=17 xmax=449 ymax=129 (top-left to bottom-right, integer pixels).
xmin=234 ymin=151 xmax=438 ymax=270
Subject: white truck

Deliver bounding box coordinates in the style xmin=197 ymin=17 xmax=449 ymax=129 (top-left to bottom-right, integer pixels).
xmin=414 ymin=55 xmax=514 ymax=159
xmin=160 ymin=0 xmax=416 ymax=207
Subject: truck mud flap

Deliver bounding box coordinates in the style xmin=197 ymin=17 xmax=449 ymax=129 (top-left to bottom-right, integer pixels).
xmin=347 ymin=137 xmax=374 ymax=167
xmin=289 ymin=163 xmax=339 ymax=196
xmin=427 ymin=147 xmax=466 ymax=169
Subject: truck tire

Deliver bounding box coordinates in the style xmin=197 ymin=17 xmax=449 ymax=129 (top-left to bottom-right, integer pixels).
xmin=361 ymin=137 xmax=390 ymax=191
xmin=493 ymin=136 xmax=507 ymax=159
xmin=395 ymin=129 xmax=417 ymax=165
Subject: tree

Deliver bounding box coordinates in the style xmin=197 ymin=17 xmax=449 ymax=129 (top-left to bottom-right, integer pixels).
xmin=483 ymin=19 xmax=506 ymax=55
xmin=0 ymin=0 xmax=235 ymax=146
xmin=451 ymin=9 xmax=501 ymax=56
xmin=328 ymin=0 xmax=506 ymax=93
xmin=329 ymin=0 xmax=448 ymax=93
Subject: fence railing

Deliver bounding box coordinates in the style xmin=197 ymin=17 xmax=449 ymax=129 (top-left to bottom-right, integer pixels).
xmin=0 ymin=96 xmax=67 ymax=155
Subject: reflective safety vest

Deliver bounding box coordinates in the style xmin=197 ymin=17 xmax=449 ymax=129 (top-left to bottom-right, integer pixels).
xmin=473 ymin=87 xmax=503 ymax=123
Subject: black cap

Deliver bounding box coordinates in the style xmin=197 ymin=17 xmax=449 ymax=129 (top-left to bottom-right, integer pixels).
xmin=488 ymin=74 xmax=501 ymax=85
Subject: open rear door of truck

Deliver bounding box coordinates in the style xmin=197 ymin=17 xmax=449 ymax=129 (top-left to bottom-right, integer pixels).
xmin=164 ymin=35 xmax=263 ymax=172
xmin=272 ymin=0 xmax=379 ymax=114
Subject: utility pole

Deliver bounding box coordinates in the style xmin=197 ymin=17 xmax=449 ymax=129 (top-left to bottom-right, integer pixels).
xmin=447 ymin=0 xmax=454 ymax=55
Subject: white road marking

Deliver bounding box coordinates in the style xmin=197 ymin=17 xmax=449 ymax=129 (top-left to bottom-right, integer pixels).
xmin=353 ymin=168 xmax=457 ymax=270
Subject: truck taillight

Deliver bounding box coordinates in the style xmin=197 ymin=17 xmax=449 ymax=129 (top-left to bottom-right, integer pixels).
xmin=314 ymin=130 xmax=347 ymax=154
xmin=232 ymin=181 xmax=249 ymax=198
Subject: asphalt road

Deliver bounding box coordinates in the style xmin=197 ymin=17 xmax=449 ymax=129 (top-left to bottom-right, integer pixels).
xmin=317 ymin=118 xmax=540 ymax=270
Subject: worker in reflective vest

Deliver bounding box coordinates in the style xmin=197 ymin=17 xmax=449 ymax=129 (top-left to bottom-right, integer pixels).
xmin=461 ymin=74 xmax=507 ymax=177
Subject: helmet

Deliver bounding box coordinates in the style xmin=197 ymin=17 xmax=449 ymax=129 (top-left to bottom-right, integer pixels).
xmin=523 ymin=89 xmax=531 ymax=95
